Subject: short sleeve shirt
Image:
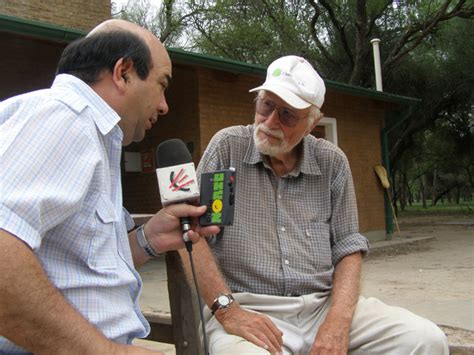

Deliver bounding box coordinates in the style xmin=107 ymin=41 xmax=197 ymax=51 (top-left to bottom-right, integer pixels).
xmin=0 ymin=74 xmax=148 ymax=353
xmin=197 ymin=124 xmax=369 ymax=296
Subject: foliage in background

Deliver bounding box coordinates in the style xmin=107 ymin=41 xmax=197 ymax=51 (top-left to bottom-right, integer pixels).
xmin=113 ymin=0 xmax=474 ymax=210
xmin=112 ymin=0 xmax=197 ymax=46
xmin=389 ymin=16 xmax=473 ymax=210
xmin=398 ymin=201 xmax=473 ymax=216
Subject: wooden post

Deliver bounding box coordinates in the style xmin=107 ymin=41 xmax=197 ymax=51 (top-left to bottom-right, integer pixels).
xmin=166 ymin=251 xmax=205 ymax=355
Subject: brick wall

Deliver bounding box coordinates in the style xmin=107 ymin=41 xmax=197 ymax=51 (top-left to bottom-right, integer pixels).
xmin=1 ymin=33 xmax=65 ymax=99
xmin=1 ymin=0 xmax=110 ymax=100
xmin=197 ymin=69 xmax=261 ymax=154
xmin=1 ymin=0 xmax=110 ymax=30
xmin=197 ymin=71 xmax=386 ymax=233
xmin=122 ymin=65 xmax=387 ymax=233
xmin=323 ymin=90 xmax=386 ymax=232
xmin=1 ymin=1 xmax=387 ymax=233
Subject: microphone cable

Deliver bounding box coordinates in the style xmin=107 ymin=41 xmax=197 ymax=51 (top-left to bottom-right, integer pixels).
xmin=184 ymin=239 xmax=210 ymax=355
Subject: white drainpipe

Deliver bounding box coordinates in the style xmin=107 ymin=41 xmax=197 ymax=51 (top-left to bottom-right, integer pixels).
xmin=370 ymin=38 xmax=383 ymax=91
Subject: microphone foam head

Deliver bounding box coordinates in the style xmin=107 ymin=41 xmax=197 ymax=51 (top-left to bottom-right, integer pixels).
xmin=156 ymin=139 xmax=192 ymax=168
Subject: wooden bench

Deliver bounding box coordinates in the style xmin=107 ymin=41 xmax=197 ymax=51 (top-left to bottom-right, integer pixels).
xmin=143 ymin=251 xmax=205 ymax=355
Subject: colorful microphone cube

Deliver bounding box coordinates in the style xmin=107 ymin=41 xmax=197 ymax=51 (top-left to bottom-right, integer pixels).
xmin=199 ymin=169 xmax=236 ymax=226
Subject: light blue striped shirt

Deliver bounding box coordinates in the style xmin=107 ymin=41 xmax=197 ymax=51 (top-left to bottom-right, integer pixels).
xmin=0 ymin=74 xmax=149 ymax=353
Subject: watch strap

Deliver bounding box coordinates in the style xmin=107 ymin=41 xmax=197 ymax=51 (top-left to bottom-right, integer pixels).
xmin=136 ymin=224 xmax=161 ymax=258
xmin=210 ymin=293 xmax=234 ymax=315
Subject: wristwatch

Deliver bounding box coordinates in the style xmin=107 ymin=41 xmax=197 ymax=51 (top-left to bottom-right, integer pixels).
xmin=210 ymin=293 xmax=235 ymax=315
xmin=136 ymin=224 xmax=161 ymax=258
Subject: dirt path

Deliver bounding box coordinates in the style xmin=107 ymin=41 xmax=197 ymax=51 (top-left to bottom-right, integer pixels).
xmin=361 ymin=213 xmax=474 ymax=331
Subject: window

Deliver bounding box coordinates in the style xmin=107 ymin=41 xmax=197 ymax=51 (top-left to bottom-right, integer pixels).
xmin=312 ymin=116 xmax=338 ymax=146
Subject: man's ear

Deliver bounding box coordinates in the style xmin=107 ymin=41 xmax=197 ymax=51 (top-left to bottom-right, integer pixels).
xmin=112 ymin=58 xmax=134 ymax=91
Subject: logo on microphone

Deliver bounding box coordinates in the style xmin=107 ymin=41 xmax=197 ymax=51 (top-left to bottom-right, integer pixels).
xmin=156 ymin=162 xmax=199 ymax=205
xmin=168 ymin=168 xmax=195 ymax=192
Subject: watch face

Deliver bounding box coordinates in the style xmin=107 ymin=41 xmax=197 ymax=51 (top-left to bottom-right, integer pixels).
xmin=218 ymin=295 xmax=230 ymax=306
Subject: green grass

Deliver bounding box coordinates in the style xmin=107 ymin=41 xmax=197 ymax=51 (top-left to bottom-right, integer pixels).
xmin=398 ymin=200 xmax=474 ymax=216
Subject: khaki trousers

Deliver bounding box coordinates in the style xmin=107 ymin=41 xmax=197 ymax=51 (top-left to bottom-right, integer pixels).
xmin=204 ymin=292 xmax=448 ymax=355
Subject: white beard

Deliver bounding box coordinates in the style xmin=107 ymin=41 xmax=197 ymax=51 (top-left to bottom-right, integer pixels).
xmin=253 ymin=123 xmax=293 ymax=157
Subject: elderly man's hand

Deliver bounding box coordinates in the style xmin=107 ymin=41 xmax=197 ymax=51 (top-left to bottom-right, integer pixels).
xmin=216 ymin=304 xmax=284 ymax=354
xmin=145 ymin=204 xmax=220 ymax=253
xmin=310 ymin=317 xmax=350 ymax=355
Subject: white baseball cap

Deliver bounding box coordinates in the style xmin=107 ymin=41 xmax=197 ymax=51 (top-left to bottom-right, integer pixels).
xmin=249 ymin=55 xmax=326 ymax=109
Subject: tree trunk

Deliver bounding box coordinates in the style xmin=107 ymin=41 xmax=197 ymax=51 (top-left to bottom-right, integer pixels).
xmin=455 ymin=187 xmax=460 ymax=204
xmin=420 ymin=175 xmax=427 ymax=208
xmin=434 ymin=187 xmax=452 ymax=205
xmin=405 ymin=172 xmax=413 ymax=206
xmin=399 ymin=171 xmax=406 ymax=211
xmin=432 ymin=169 xmax=438 ymax=206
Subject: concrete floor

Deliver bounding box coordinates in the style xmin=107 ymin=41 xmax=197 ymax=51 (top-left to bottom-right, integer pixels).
xmin=361 ymin=216 xmax=473 ymax=331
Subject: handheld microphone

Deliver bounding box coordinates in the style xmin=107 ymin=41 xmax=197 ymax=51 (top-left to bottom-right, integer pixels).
xmin=156 ymin=139 xmax=199 ymax=242
xmin=156 ymin=139 xmax=209 ymax=355
xmin=156 ymin=139 xmax=211 ymax=355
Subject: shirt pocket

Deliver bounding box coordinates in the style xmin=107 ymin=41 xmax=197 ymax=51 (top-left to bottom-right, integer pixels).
xmin=88 ymin=195 xmax=119 ymax=270
xmin=304 ymin=222 xmax=332 ymax=270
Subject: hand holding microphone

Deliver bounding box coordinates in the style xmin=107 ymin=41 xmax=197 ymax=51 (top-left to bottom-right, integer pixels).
xmin=143 ymin=204 xmax=220 ymax=253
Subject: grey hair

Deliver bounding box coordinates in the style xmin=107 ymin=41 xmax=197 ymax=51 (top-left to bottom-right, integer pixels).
xmin=307 ymin=106 xmax=322 ymax=127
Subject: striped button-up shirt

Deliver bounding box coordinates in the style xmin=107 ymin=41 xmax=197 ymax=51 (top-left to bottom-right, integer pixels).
xmin=197 ymin=124 xmax=369 ymax=297
xmin=0 ymin=74 xmax=148 ymax=353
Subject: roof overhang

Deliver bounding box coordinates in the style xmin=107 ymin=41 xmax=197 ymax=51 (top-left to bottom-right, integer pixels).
xmin=0 ymin=13 xmax=419 ymax=106
xmin=0 ymin=13 xmax=84 ymax=43
xmin=169 ymin=48 xmax=420 ymax=106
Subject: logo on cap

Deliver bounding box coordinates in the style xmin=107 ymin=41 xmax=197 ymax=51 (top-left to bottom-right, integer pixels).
xmin=272 ymin=68 xmax=282 ymax=77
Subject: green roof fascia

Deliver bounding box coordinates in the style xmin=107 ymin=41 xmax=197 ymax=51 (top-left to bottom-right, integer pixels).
xmin=169 ymin=47 xmax=268 ymax=76
xmin=0 ymin=14 xmax=419 ymax=106
xmin=324 ymin=79 xmax=420 ymax=106
xmin=169 ymin=48 xmax=419 ymax=106
xmin=0 ymin=13 xmax=85 ymax=43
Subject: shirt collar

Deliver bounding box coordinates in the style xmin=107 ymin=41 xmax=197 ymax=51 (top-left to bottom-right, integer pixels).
xmin=243 ymin=124 xmax=322 ymax=177
xmin=243 ymin=125 xmax=264 ymax=165
xmin=52 ymin=74 xmax=122 ymax=137
xmin=299 ymin=137 xmax=322 ymax=176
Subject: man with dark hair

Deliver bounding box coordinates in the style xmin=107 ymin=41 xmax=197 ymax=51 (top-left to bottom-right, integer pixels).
xmin=57 ymin=30 xmax=153 ymax=83
xmin=0 ymin=19 xmax=219 ymax=354
xmin=183 ymin=55 xmax=448 ymax=354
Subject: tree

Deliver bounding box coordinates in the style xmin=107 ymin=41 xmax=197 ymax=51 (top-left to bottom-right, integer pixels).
xmin=393 ymin=96 xmax=473 ymax=209
xmin=387 ymin=15 xmax=474 ymax=167
xmin=117 ymin=0 xmax=473 ymax=205
xmin=113 ymin=0 xmax=199 ymax=46
xmin=185 ymin=0 xmax=473 ymax=202
xmin=187 ymin=1 xmax=473 ymax=83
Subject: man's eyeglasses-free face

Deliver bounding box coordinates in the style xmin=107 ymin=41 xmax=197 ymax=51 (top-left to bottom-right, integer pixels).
xmin=255 ymin=98 xmax=306 ymax=128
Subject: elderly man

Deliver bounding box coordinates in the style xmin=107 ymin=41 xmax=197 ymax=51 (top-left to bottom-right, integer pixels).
xmin=0 ymin=19 xmax=218 ymax=354
xmin=182 ymin=55 xmax=448 ymax=354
